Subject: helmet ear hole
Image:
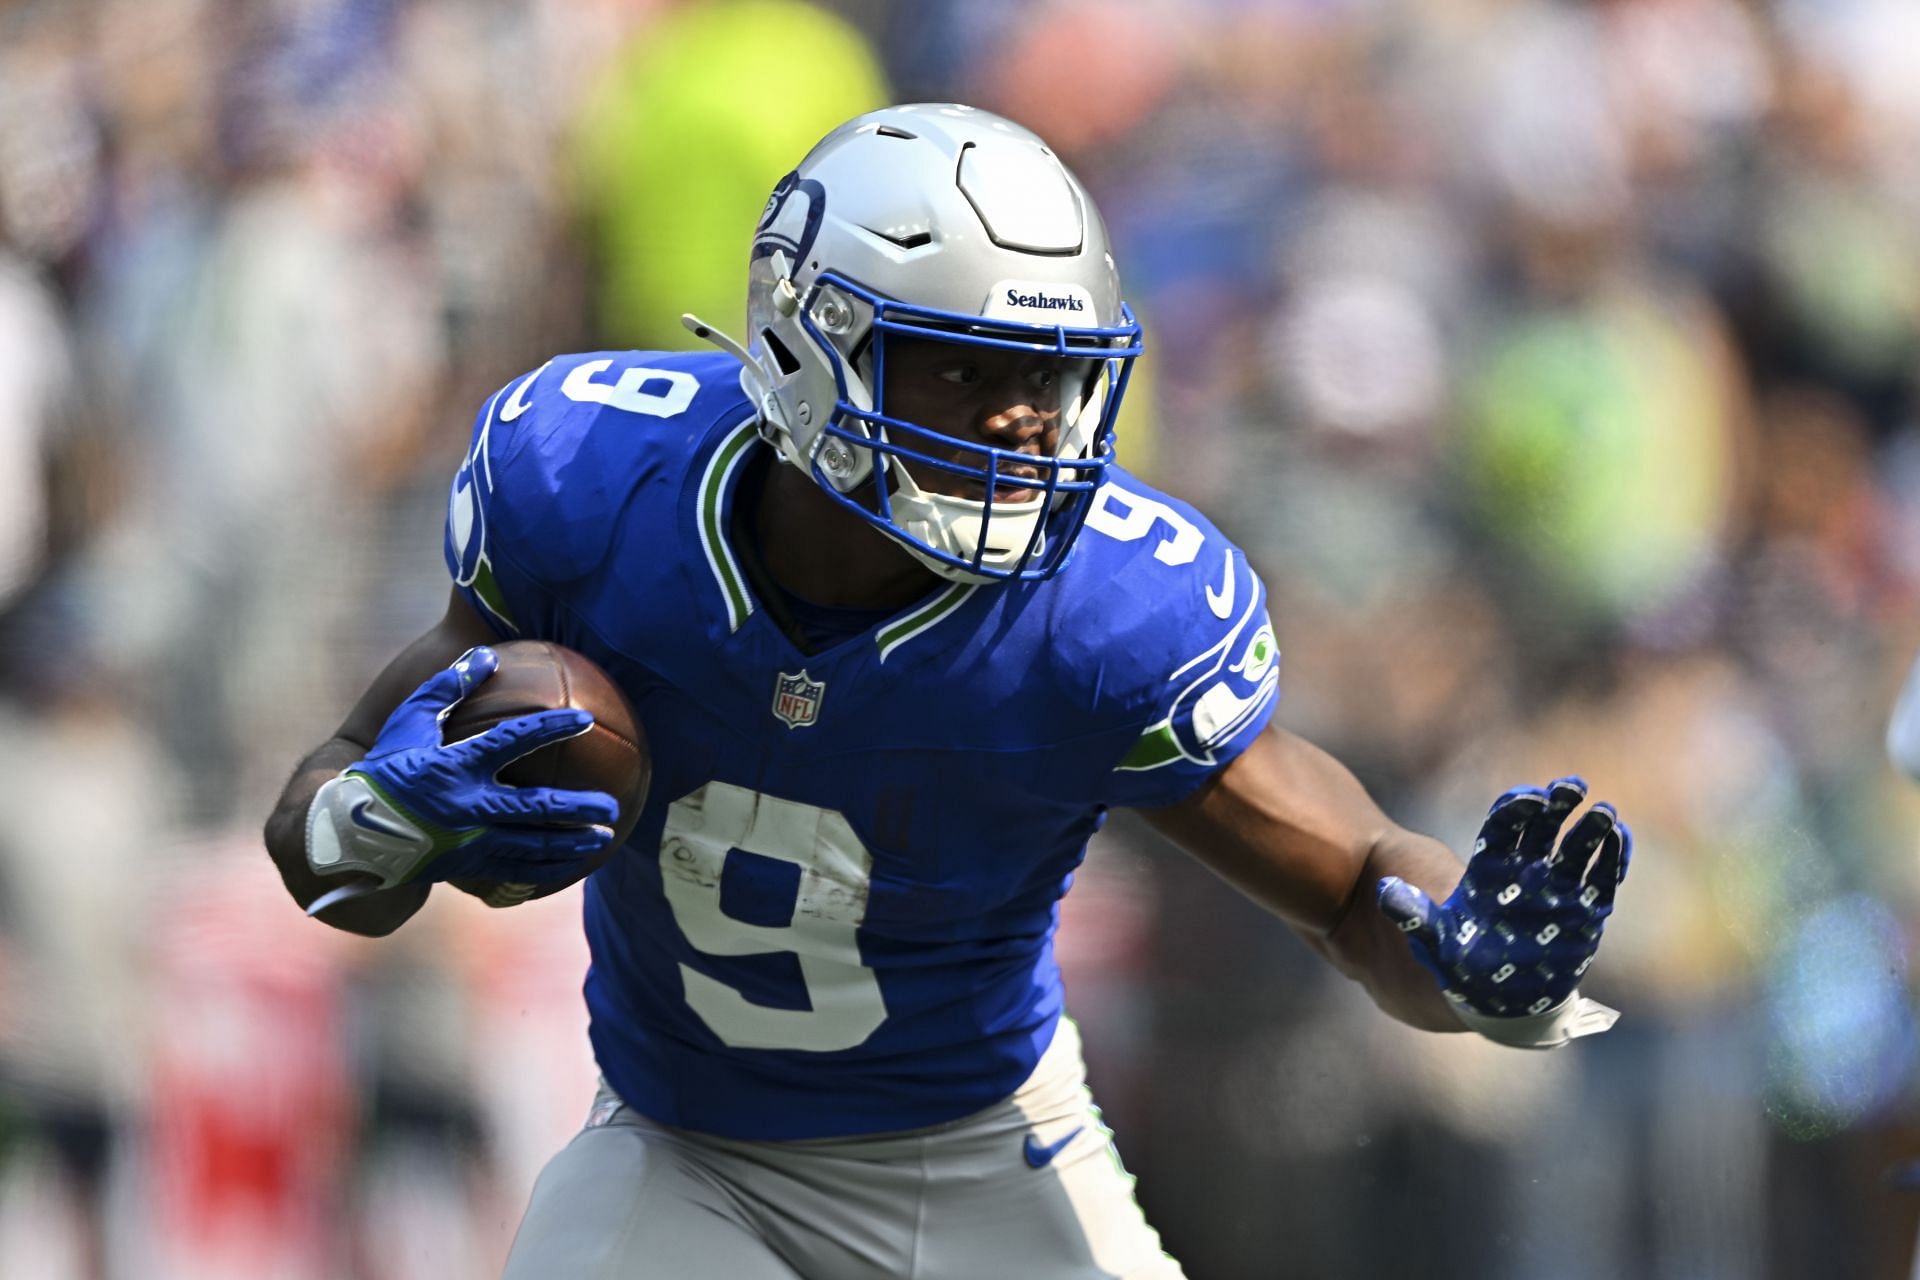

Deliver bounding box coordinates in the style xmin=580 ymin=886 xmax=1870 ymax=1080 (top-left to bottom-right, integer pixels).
xmin=849 ymin=332 xmax=876 ymax=388
xmin=761 ymin=329 xmax=802 ymax=376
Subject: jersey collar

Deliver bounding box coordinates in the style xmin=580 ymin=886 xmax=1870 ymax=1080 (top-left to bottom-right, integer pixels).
xmin=693 ymin=418 xmax=981 ymax=659
xmin=694 ymin=417 xmax=761 ymax=633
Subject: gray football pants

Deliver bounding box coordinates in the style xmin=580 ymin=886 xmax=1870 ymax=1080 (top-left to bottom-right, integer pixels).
xmin=501 ymin=1019 xmax=1185 ymax=1279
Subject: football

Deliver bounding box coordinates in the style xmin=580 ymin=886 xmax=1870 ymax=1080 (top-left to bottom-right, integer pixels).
xmin=441 ymin=640 xmax=651 ymax=907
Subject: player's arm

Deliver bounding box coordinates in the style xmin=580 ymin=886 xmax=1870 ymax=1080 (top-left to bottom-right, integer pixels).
xmin=263 ymin=588 xmax=615 ymax=936
xmin=264 ymin=588 xmax=497 ymax=934
xmin=1142 ymin=727 xmax=1466 ymax=1031
xmin=1143 ymin=726 xmax=1629 ymax=1047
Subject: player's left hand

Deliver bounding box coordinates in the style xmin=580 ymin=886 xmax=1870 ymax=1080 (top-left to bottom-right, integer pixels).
xmin=1376 ymin=776 xmax=1630 ymax=1047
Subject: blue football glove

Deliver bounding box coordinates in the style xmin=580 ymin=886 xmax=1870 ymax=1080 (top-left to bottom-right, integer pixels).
xmin=304 ymin=646 xmax=618 ymax=898
xmin=1377 ymin=776 xmax=1630 ymax=1048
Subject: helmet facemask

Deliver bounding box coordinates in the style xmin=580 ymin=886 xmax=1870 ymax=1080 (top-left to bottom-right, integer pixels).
xmin=798 ymin=271 xmax=1140 ymax=583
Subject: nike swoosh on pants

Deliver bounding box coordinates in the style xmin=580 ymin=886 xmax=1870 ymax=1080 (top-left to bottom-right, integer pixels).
xmin=1023 ymin=1127 xmax=1084 ymax=1170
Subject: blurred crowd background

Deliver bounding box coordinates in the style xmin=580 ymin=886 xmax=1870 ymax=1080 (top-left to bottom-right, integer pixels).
xmin=1 ymin=0 xmax=1918 ymax=1275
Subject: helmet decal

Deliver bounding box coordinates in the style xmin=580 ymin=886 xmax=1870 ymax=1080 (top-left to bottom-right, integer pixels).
xmin=752 ymin=172 xmax=829 ymax=272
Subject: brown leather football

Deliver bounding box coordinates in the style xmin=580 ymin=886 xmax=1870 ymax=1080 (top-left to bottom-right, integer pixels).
xmin=440 ymin=640 xmax=650 ymax=907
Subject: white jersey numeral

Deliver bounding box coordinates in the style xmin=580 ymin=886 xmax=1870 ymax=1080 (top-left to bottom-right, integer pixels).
xmin=561 ymin=360 xmax=700 ymax=417
xmin=1083 ymin=482 xmax=1203 ymax=566
xmin=657 ymin=782 xmax=887 ymax=1052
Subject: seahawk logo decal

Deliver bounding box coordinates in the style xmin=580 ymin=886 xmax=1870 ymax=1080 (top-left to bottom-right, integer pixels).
xmin=443 ymin=392 xmax=518 ymax=633
xmin=752 ymin=171 xmax=829 ymax=270
xmin=1117 ymin=557 xmax=1280 ymax=774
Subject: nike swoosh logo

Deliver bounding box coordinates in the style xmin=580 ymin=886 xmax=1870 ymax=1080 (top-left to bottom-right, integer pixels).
xmin=1205 ymin=550 xmax=1235 ymax=619
xmin=1023 ymin=1126 xmax=1084 ymax=1170
xmin=501 ymin=362 xmax=549 ymax=422
xmin=350 ymin=798 xmax=417 ymax=842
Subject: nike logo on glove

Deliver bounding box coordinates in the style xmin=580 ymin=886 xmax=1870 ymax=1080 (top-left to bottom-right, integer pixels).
xmin=1205 ymin=550 xmax=1235 ymax=619
xmin=350 ymin=798 xmax=419 ymax=843
xmin=1023 ymin=1127 xmax=1084 ymax=1170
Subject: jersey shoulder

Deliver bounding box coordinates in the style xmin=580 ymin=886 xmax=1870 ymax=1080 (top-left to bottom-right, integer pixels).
xmin=1041 ymin=467 xmax=1281 ymax=798
xmin=445 ymin=350 xmax=752 ymax=633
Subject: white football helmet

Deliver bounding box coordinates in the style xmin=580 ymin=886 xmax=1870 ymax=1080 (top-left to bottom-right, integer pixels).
xmin=685 ymin=103 xmax=1142 ymax=583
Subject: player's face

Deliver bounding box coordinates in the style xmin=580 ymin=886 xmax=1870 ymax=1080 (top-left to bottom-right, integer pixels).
xmin=879 ymin=336 xmax=1096 ymax=504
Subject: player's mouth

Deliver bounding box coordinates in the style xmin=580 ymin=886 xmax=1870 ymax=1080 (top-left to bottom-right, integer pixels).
xmin=972 ymin=470 xmax=1046 ymax=504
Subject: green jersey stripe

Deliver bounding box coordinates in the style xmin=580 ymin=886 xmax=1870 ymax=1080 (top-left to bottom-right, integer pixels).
xmin=876 ymin=581 xmax=975 ymax=662
xmin=697 ymin=419 xmax=760 ymax=632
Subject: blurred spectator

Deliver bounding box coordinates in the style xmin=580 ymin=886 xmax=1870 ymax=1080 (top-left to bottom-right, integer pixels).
xmin=0 ymin=594 xmax=182 ymax=1280
xmin=0 ymin=253 xmax=78 ymax=614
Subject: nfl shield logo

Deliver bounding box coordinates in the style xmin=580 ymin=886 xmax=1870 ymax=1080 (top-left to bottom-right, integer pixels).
xmin=772 ymin=670 xmax=825 ymax=729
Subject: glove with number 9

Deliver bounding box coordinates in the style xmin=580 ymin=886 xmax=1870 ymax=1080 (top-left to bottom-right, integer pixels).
xmin=305 ymin=646 xmax=619 ymax=893
xmin=1376 ymin=776 xmax=1630 ymax=1048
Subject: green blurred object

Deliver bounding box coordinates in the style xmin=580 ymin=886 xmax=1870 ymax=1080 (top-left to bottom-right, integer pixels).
xmin=569 ymin=0 xmax=889 ymax=351
xmin=1764 ymin=174 xmax=1920 ymax=379
xmin=1459 ymin=288 xmax=1735 ymax=621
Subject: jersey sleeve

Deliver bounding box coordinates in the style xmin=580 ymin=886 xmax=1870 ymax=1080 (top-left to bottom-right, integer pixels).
xmin=1092 ymin=531 xmax=1282 ymax=810
xmin=442 ymin=357 xmax=615 ymax=638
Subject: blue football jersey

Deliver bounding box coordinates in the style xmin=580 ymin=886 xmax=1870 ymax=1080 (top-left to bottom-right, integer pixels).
xmin=443 ymin=350 xmax=1280 ymax=1139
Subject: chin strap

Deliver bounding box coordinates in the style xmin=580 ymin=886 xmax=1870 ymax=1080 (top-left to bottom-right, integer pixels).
xmin=681 ymin=249 xmax=798 ymax=366
xmin=681 ymin=312 xmax=795 ymax=458
xmin=681 ymin=313 xmax=756 ymax=367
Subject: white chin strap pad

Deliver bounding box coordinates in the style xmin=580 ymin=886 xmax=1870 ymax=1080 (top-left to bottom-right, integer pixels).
xmin=887 ymin=478 xmax=1047 ymax=580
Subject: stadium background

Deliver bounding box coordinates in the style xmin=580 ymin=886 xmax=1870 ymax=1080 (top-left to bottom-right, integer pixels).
xmin=1 ymin=0 xmax=1918 ymax=1275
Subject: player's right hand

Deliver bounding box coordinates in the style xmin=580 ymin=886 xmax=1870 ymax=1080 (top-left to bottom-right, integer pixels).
xmin=1376 ymin=776 xmax=1628 ymax=1047
xmin=304 ymin=646 xmax=618 ymax=890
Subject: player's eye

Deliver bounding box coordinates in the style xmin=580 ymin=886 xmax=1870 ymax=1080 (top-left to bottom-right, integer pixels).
xmin=937 ymin=364 xmax=980 ymax=386
xmin=1027 ymin=368 xmax=1058 ymax=392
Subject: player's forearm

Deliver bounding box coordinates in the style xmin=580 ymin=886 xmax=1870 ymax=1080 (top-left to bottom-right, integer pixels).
xmin=1314 ymin=827 xmax=1467 ymax=1033
xmin=263 ymin=737 xmax=431 ymax=936
xmin=1146 ymin=729 xmax=1471 ymax=1033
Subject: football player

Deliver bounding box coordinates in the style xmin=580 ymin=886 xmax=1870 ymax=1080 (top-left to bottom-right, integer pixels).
xmin=265 ymin=104 xmax=1632 ymax=1279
